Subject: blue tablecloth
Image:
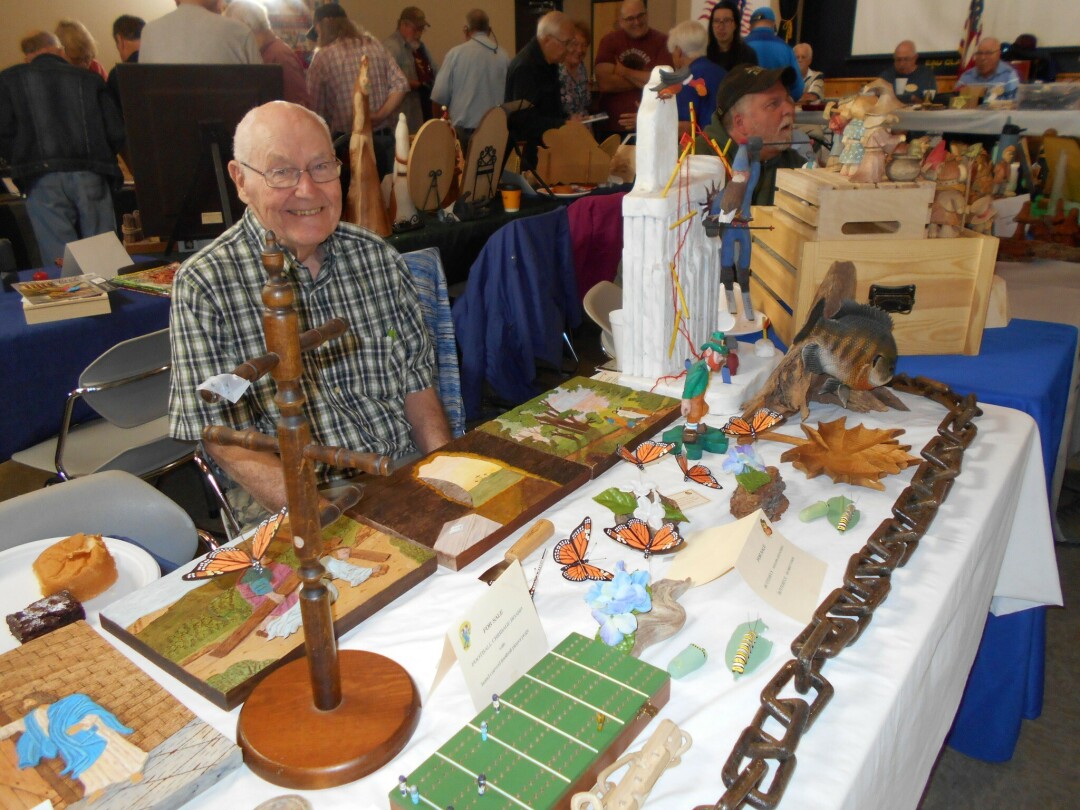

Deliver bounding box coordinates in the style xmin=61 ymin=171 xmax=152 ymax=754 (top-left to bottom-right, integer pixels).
xmin=898 ymin=317 xmax=1077 ymax=761
xmin=0 ymin=270 xmax=171 ymax=461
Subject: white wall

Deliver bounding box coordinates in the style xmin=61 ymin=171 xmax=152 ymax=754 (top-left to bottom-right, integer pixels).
xmin=3 ymin=1 xmax=686 ymax=72
xmin=4 ymin=0 xmax=174 ymax=71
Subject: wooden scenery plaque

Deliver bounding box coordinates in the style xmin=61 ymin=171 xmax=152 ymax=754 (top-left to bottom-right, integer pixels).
xmin=476 ymin=376 xmax=682 ymax=477
xmin=388 ymin=632 xmax=670 ymax=809
xmin=408 ymin=119 xmax=457 ymax=212
xmin=460 ymin=106 xmax=508 ymax=205
xmin=100 ymin=515 xmax=435 ymax=709
xmin=350 ymin=431 xmax=592 ymax=570
xmin=0 ymin=621 xmax=241 ymax=810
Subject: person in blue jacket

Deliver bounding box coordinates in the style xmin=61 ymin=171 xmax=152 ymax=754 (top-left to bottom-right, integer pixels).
xmin=743 ymin=7 xmax=803 ymax=101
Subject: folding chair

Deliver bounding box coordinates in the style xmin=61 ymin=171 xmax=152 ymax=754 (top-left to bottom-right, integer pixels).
xmin=12 ymin=328 xmax=195 ymax=481
xmin=0 ymin=470 xmax=206 ymax=570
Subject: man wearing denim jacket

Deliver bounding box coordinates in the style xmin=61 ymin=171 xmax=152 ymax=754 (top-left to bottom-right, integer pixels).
xmin=0 ymin=31 xmax=125 ymax=267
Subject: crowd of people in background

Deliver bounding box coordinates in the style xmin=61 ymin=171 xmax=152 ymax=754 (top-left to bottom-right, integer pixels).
xmin=0 ymin=0 xmax=1067 ymax=265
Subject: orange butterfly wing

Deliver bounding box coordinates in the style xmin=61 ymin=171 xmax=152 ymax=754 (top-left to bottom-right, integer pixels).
xmin=606 ymin=518 xmax=684 ymax=558
xmin=749 ymin=408 xmax=784 ymax=434
xmin=723 ymin=408 xmax=783 ymax=438
xmin=676 ymin=452 xmax=722 ymax=489
xmin=554 ymin=518 xmax=613 ymax=582
xmin=648 ymin=522 xmax=684 ymax=554
xmin=604 ymin=518 xmax=652 ymax=553
xmin=250 ymin=507 xmax=288 ymax=562
xmin=182 ymin=507 xmax=287 ymax=582
xmin=617 ymin=441 xmax=676 ymax=469
xmin=182 ymin=547 xmax=256 ymax=580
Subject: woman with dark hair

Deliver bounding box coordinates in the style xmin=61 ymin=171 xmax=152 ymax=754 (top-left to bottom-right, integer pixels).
xmin=706 ymin=1 xmax=758 ymax=72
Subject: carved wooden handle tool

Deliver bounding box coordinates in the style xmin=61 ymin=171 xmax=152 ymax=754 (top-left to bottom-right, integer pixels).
xmin=478 ymin=519 xmax=554 ymax=585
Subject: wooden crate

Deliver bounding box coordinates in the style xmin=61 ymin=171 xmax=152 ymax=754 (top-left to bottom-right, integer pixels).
xmin=774 ymin=168 xmax=935 ymax=240
xmin=750 ymin=205 xmax=999 ymax=355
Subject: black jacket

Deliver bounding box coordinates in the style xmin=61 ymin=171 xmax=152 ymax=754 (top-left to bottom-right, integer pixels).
xmin=0 ymin=53 xmax=125 ymax=189
xmin=505 ymin=37 xmax=565 ymax=169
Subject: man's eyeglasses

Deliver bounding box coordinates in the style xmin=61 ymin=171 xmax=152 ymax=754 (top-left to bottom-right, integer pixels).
xmin=622 ymin=12 xmax=648 ymax=23
xmin=713 ymin=17 xmax=736 ymax=26
xmin=239 ymin=158 xmax=343 ymax=189
xmin=974 ymin=49 xmax=998 ymax=56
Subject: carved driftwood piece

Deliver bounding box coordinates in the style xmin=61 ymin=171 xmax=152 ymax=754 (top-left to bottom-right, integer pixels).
xmin=570 ymin=719 xmax=692 ymax=810
xmin=345 ymin=56 xmax=391 ymax=236
xmin=630 ymin=578 xmax=691 ymax=657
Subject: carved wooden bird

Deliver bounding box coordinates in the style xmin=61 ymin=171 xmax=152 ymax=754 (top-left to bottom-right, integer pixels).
xmin=649 ymin=68 xmax=705 ymax=99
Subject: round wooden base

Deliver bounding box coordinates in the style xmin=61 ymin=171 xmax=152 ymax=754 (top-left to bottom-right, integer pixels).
xmin=237 ymin=650 xmax=420 ymax=789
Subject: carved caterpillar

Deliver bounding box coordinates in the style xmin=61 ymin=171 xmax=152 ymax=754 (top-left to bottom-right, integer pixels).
xmin=731 ymin=626 xmax=758 ymax=676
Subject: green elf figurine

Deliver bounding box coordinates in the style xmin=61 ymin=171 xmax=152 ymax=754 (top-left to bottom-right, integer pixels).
xmin=681 ymin=332 xmax=728 ymax=445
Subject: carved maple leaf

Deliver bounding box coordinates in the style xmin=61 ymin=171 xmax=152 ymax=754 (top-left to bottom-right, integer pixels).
xmin=779 ymin=417 xmax=918 ymax=490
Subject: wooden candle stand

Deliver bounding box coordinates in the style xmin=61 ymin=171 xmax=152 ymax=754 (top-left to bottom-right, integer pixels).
xmin=205 ymin=233 xmax=420 ymax=789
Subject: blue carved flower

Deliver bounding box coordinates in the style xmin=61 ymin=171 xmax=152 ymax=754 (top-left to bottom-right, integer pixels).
xmin=592 ymin=609 xmax=638 ymax=646
xmin=586 ymin=562 xmax=651 ymax=647
xmin=722 ymin=444 xmax=766 ymax=474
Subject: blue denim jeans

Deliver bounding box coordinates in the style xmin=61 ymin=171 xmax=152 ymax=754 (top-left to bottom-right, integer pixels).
xmin=25 ymin=171 xmax=116 ymax=268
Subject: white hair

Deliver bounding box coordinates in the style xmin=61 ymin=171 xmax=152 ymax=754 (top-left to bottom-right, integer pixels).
xmin=233 ymin=101 xmax=332 ymax=165
xmin=224 ymin=0 xmax=271 ymax=34
xmin=537 ymin=10 xmax=568 ymax=40
xmin=668 ymin=20 xmax=708 ymax=59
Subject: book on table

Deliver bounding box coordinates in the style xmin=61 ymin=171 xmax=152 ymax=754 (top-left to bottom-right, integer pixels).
xmin=13 ymin=274 xmax=112 ymax=324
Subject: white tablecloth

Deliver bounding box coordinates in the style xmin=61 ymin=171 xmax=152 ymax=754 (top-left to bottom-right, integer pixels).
xmin=795 ymin=108 xmax=1080 ymax=137
xmin=92 ymin=394 xmax=1061 ymax=809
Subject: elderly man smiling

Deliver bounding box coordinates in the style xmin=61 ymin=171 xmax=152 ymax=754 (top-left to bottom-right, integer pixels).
xmin=169 ymin=101 xmax=450 ymax=512
xmin=595 ymin=0 xmax=672 ymax=135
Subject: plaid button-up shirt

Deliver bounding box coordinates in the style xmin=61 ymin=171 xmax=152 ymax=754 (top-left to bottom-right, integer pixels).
xmin=306 ymin=34 xmax=409 ymax=133
xmin=169 ymin=209 xmax=435 ymax=482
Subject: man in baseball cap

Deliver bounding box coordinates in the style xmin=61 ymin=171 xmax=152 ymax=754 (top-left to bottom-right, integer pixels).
xmin=306 ymin=2 xmax=346 ymax=42
xmin=698 ymin=64 xmax=804 ymax=206
xmin=744 ymin=7 xmax=804 ymax=100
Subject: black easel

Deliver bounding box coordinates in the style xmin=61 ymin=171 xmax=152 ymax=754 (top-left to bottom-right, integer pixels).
xmin=166 ymin=121 xmax=236 ymax=254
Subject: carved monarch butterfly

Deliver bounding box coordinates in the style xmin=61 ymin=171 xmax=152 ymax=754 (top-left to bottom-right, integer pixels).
xmin=721 ymin=407 xmax=784 ymax=440
xmin=553 ymin=517 xmax=613 ymax=582
xmin=604 ymin=518 xmax=684 ymax=558
xmin=675 ymin=452 xmax=722 ymax=490
xmin=182 ymin=507 xmax=287 ymax=581
xmin=616 ymin=440 xmax=676 ymax=470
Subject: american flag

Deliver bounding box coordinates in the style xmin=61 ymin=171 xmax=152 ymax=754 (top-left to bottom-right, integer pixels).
xmin=958 ymin=0 xmax=984 ymax=73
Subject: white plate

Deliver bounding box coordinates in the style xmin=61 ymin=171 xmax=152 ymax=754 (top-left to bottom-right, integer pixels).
xmin=538 ymin=185 xmax=596 ymax=199
xmin=0 ymin=536 xmax=159 ymax=653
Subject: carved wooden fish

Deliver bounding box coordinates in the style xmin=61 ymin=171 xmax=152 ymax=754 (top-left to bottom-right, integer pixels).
xmin=795 ymin=298 xmax=897 ymax=403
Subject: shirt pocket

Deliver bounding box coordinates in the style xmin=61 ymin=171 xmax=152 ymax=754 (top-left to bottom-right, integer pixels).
xmin=320 ymin=332 xmax=407 ymax=402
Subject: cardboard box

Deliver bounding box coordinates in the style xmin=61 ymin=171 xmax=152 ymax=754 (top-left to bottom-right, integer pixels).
xmin=750 ymin=205 xmax=999 ymax=355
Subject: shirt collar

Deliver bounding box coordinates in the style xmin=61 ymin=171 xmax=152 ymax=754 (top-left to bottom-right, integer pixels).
xmin=239 ymin=207 xmax=340 ymax=280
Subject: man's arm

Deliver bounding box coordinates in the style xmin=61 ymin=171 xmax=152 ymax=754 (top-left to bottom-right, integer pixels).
xmin=404 ymin=387 xmax=451 ymax=455
xmin=595 ymin=61 xmax=642 ymax=92
xmin=373 ymin=88 xmax=407 ymax=123
xmin=206 ymin=441 xmax=289 ymax=513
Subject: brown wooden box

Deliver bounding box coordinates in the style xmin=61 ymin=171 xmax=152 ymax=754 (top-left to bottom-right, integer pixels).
xmin=749 ymin=205 xmax=999 ymax=355
xmin=773 ymin=168 xmax=935 ymax=240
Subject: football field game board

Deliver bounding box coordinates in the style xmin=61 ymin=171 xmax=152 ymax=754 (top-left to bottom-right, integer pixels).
xmin=389 ymin=633 xmax=670 ymax=809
